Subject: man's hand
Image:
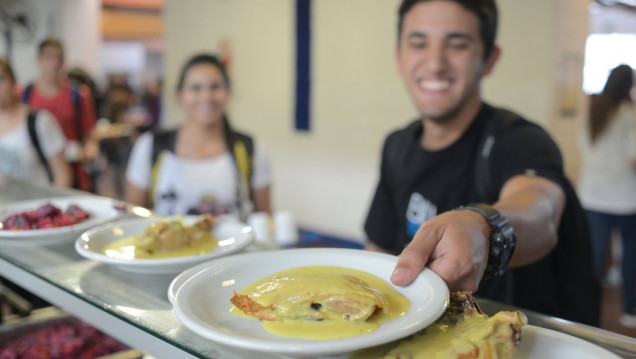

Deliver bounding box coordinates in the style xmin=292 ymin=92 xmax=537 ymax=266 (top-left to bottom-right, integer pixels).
xmin=390 ymin=210 xmax=492 ymax=292
xmin=389 ymin=175 xmax=565 ymax=291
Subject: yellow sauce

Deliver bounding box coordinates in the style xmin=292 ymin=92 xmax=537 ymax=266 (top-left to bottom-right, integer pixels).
xmin=349 ymin=311 xmax=527 ymax=359
xmin=231 ymin=265 xmax=410 ymax=340
xmin=102 ymin=232 xmax=218 ymax=259
xmin=384 ymin=315 xmax=490 ymax=359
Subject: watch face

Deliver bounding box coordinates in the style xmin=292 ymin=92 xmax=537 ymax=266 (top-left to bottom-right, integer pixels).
xmin=491 ymin=244 xmax=502 ymax=257
xmin=491 ymin=234 xmax=504 ymax=256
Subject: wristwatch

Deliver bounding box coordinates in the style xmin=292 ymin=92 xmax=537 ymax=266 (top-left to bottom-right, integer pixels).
xmin=458 ymin=203 xmax=517 ymax=279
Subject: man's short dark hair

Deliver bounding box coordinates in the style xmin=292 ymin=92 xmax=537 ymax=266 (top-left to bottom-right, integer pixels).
xmin=397 ymin=0 xmax=498 ymax=60
xmin=38 ymin=38 xmax=64 ymax=56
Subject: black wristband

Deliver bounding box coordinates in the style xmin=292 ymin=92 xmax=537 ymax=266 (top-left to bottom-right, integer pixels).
xmin=458 ymin=203 xmax=517 ymax=279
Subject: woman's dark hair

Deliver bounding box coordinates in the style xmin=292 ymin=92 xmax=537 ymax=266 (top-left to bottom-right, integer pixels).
xmin=0 ymin=58 xmax=17 ymax=83
xmin=588 ymin=64 xmax=633 ymax=143
xmin=176 ymin=53 xmax=230 ymax=92
xmin=397 ymin=0 xmax=498 ymax=60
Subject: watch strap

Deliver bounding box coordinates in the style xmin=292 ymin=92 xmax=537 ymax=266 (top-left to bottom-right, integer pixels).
xmin=459 ymin=203 xmax=517 ymax=278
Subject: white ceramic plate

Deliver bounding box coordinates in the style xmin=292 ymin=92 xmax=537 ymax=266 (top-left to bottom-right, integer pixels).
xmin=0 ymin=196 xmax=125 ymax=246
xmin=75 ymin=215 xmax=255 ymax=274
xmin=171 ymin=248 xmax=449 ymax=357
xmin=514 ymin=325 xmax=622 ymax=359
xmin=341 ymin=324 xmax=622 ymax=359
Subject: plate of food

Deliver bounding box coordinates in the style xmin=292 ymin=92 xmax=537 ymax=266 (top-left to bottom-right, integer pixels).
xmin=0 ymin=196 xmax=126 ymax=246
xmin=75 ymin=214 xmax=255 ymax=274
xmin=170 ymin=248 xmax=449 ymax=357
xmin=346 ymin=291 xmax=622 ymax=359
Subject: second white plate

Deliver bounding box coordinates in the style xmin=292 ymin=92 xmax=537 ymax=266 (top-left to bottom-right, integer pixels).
xmin=75 ymin=215 xmax=255 ymax=274
xmin=171 ymin=248 xmax=449 ymax=357
xmin=514 ymin=325 xmax=621 ymax=359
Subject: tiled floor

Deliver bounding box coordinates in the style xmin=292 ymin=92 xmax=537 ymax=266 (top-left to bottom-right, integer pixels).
xmin=601 ymin=283 xmax=636 ymax=338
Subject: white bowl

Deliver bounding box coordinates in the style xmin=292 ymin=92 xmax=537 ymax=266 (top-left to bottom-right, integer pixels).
xmin=75 ymin=215 xmax=254 ymax=274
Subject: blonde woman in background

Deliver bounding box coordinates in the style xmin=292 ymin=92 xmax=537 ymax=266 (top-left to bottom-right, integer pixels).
xmin=0 ymin=58 xmax=71 ymax=187
xmin=579 ymin=64 xmax=636 ymax=327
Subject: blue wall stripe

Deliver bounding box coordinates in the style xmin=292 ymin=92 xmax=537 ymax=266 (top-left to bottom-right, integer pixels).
xmin=295 ymin=0 xmax=311 ymax=131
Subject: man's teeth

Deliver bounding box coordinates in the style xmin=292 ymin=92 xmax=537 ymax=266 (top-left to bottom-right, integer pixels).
xmin=418 ymin=80 xmax=451 ymax=91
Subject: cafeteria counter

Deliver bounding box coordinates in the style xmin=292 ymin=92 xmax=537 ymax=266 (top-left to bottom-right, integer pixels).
xmin=1 ymin=177 xmax=635 ymax=359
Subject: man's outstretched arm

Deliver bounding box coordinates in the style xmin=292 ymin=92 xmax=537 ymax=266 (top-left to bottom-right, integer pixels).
xmin=390 ymin=174 xmax=565 ymax=292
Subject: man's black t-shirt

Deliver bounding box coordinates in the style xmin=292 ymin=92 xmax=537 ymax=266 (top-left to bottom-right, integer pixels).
xmin=364 ymin=102 xmax=600 ymax=326
xmin=365 ymin=103 xmax=563 ymax=253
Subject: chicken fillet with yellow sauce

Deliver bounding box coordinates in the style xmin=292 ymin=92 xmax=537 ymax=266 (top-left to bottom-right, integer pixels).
xmin=231 ymin=274 xmax=389 ymax=322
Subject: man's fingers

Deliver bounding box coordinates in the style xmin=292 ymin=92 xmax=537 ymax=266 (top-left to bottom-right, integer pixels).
xmin=391 ymin=250 xmax=425 ymax=286
xmin=391 ymin=227 xmax=439 ymax=286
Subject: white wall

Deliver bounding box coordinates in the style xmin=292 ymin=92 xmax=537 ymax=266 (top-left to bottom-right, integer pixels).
xmin=61 ymin=0 xmax=101 ymax=77
xmin=100 ymin=41 xmax=147 ymax=89
xmin=0 ymin=0 xmax=100 ymax=86
xmin=0 ymin=0 xmax=62 ymax=85
xmin=550 ymin=0 xmax=590 ymax=183
xmin=483 ymin=1 xmax=556 ymax=123
xmin=164 ymin=0 xmax=590 ymax=241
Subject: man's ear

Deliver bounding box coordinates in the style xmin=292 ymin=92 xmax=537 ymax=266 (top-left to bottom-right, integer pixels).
xmin=482 ymin=45 xmax=501 ymax=76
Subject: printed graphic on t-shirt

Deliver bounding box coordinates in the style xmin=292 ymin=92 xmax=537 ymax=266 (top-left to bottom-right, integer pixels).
xmin=405 ymin=192 xmax=437 ymax=239
xmin=156 ymin=184 xmax=237 ymax=216
xmin=158 ymin=185 xmax=179 ymax=215
xmin=186 ymin=194 xmax=236 ymax=215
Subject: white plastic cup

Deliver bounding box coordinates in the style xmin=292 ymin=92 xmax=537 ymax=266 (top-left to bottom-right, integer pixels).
xmin=247 ymin=212 xmax=271 ymax=243
xmin=274 ymin=211 xmax=298 ymax=247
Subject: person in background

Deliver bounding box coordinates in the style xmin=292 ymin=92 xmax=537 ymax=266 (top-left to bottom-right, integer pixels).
xmin=0 ymin=60 xmax=71 ymax=319
xmin=20 ymin=38 xmax=97 ymax=192
xmin=0 ymin=58 xmax=70 ymax=187
xmin=97 ymin=74 xmax=134 ymax=121
xmin=364 ymin=0 xmax=599 ymax=325
xmin=125 ymin=54 xmax=272 ymax=219
xmin=140 ymin=77 xmax=162 ymax=132
xmin=67 ymin=66 xmax=99 ymax=120
xmin=578 ymin=64 xmax=636 ymax=327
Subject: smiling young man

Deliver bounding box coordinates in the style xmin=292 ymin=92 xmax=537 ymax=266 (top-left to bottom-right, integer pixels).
xmin=364 ymin=0 xmax=599 ymax=325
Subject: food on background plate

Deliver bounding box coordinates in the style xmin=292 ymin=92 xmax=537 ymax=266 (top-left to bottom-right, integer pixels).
xmin=230 ymin=265 xmax=410 ymax=339
xmin=102 ymin=214 xmax=218 ymax=259
xmin=1 ymin=203 xmax=90 ymax=230
xmin=350 ymin=292 xmax=527 ymax=359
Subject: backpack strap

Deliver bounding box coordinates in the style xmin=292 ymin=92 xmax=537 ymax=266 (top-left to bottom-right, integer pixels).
xmin=148 ymin=129 xmax=178 ymax=207
xmin=473 ymin=105 xmax=521 ymax=201
xmin=223 ymin=117 xmax=255 ymax=220
xmin=233 ymin=140 xmax=251 ymax=188
xmin=26 ymin=111 xmax=53 ymax=183
xmin=68 ymin=82 xmax=84 ymax=140
xmin=21 ymin=84 xmax=34 ymax=105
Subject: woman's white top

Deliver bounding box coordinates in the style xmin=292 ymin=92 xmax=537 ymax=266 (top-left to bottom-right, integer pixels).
xmin=0 ymin=110 xmax=66 ymax=186
xmin=126 ymin=131 xmax=271 ymax=217
xmin=578 ymin=102 xmax=636 ymax=214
